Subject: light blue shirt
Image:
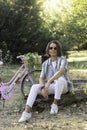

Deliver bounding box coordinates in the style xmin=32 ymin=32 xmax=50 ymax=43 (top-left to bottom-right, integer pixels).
xmin=40 ymin=56 xmax=67 ymax=80
xmin=40 ymin=56 xmax=74 ymax=91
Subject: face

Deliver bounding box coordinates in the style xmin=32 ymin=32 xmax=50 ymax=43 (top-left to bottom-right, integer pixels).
xmin=49 ymin=43 xmax=57 ymax=57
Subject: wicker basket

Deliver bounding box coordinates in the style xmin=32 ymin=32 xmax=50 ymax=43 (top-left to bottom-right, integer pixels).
xmin=24 ymin=53 xmax=42 ymax=70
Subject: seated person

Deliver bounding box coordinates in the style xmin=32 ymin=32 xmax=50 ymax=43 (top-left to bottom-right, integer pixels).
xmin=19 ymin=40 xmax=73 ymax=122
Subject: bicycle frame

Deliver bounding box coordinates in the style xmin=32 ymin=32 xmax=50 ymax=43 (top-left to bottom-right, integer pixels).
xmin=0 ymin=55 xmax=34 ymax=100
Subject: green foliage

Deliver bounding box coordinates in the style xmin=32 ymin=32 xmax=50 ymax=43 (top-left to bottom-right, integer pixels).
xmin=24 ymin=52 xmax=42 ymax=70
xmin=40 ymin=0 xmax=87 ymax=51
xmin=0 ymin=0 xmax=87 ymax=61
xmin=3 ymin=50 xmax=13 ymax=65
xmin=0 ymin=0 xmax=43 ymax=58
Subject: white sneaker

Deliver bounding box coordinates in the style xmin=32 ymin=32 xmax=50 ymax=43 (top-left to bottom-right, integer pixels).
xmin=50 ymin=103 xmax=58 ymax=114
xmin=18 ymin=111 xmax=32 ymax=122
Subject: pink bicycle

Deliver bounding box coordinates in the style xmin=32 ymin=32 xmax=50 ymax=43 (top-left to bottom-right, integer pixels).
xmin=0 ymin=55 xmax=41 ymax=101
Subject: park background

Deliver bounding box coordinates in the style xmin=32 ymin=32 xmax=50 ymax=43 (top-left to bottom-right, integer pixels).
xmin=0 ymin=0 xmax=87 ymax=130
xmin=0 ymin=0 xmax=87 ymax=63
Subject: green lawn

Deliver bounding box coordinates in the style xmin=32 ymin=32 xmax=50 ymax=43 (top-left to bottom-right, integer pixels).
xmin=67 ymin=50 xmax=87 ymax=69
xmin=0 ymin=50 xmax=87 ymax=81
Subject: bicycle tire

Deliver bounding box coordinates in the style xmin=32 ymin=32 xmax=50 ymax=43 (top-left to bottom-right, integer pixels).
xmin=20 ymin=74 xmax=33 ymax=99
xmin=21 ymin=70 xmax=41 ymax=99
xmin=31 ymin=69 xmax=41 ymax=83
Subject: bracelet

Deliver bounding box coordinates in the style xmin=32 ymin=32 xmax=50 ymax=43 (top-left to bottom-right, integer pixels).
xmin=41 ymin=86 xmax=45 ymax=90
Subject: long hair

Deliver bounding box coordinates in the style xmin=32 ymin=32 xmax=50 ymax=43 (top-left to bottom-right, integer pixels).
xmin=46 ymin=40 xmax=63 ymax=57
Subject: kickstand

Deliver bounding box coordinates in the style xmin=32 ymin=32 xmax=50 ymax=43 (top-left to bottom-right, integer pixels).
xmin=0 ymin=93 xmax=5 ymax=108
xmin=0 ymin=95 xmax=5 ymax=108
xmin=2 ymin=99 xmax=5 ymax=108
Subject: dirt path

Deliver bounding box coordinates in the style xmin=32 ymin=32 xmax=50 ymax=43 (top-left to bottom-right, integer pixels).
xmin=0 ymin=95 xmax=87 ymax=130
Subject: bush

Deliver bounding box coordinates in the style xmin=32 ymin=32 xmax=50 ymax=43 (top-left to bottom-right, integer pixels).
xmin=3 ymin=50 xmax=13 ymax=65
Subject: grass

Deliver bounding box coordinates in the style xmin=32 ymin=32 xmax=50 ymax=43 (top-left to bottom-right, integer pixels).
xmin=0 ymin=64 xmax=20 ymax=82
xmin=67 ymin=50 xmax=87 ymax=57
xmin=0 ymin=50 xmax=87 ymax=81
xmin=67 ymin=50 xmax=87 ymax=69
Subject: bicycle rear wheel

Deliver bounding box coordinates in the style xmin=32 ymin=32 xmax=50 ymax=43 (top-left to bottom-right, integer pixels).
xmin=20 ymin=74 xmax=33 ymax=99
xmin=21 ymin=70 xmax=41 ymax=99
xmin=31 ymin=69 xmax=41 ymax=83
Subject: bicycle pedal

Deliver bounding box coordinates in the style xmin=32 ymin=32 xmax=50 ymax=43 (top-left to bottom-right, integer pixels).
xmin=3 ymin=100 xmax=5 ymax=108
xmin=24 ymin=95 xmax=28 ymax=100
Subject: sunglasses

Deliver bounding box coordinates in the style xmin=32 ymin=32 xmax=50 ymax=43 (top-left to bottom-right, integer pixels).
xmin=49 ymin=47 xmax=57 ymax=50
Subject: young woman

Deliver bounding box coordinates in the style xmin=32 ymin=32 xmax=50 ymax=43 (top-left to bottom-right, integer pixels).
xmin=19 ymin=40 xmax=72 ymax=122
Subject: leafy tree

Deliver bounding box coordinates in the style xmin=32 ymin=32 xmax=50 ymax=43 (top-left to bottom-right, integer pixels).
xmin=0 ymin=0 xmax=87 ymax=62
xmin=0 ymin=0 xmax=43 ymax=60
xmin=67 ymin=0 xmax=87 ymax=50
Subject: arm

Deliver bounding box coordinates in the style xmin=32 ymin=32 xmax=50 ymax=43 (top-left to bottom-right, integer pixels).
xmin=42 ymin=68 xmax=66 ymax=99
xmin=47 ymin=68 xmax=66 ymax=84
xmin=39 ymin=77 xmax=45 ymax=87
xmin=39 ymin=61 xmax=46 ymax=88
xmin=46 ymin=57 xmax=67 ymax=86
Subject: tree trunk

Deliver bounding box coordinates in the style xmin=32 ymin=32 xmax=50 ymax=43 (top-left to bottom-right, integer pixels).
xmin=35 ymin=90 xmax=87 ymax=108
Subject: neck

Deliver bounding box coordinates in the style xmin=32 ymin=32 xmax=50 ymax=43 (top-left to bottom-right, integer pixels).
xmin=50 ymin=56 xmax=57 ymax=61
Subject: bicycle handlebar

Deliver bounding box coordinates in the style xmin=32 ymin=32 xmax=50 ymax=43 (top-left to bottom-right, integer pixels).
xmin=17 ymin=55 xmax=25 ymax=59
xmin=17 ymin=55 xmax=29 ymax=64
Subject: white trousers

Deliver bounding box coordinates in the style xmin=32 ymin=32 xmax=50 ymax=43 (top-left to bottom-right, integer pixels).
xmin=26 ymin=77 xmax=68 ymax=108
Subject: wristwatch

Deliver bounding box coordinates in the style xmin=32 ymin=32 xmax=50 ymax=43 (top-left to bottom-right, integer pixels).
xmin=41 ymin=86 xmax=45 ymax=90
